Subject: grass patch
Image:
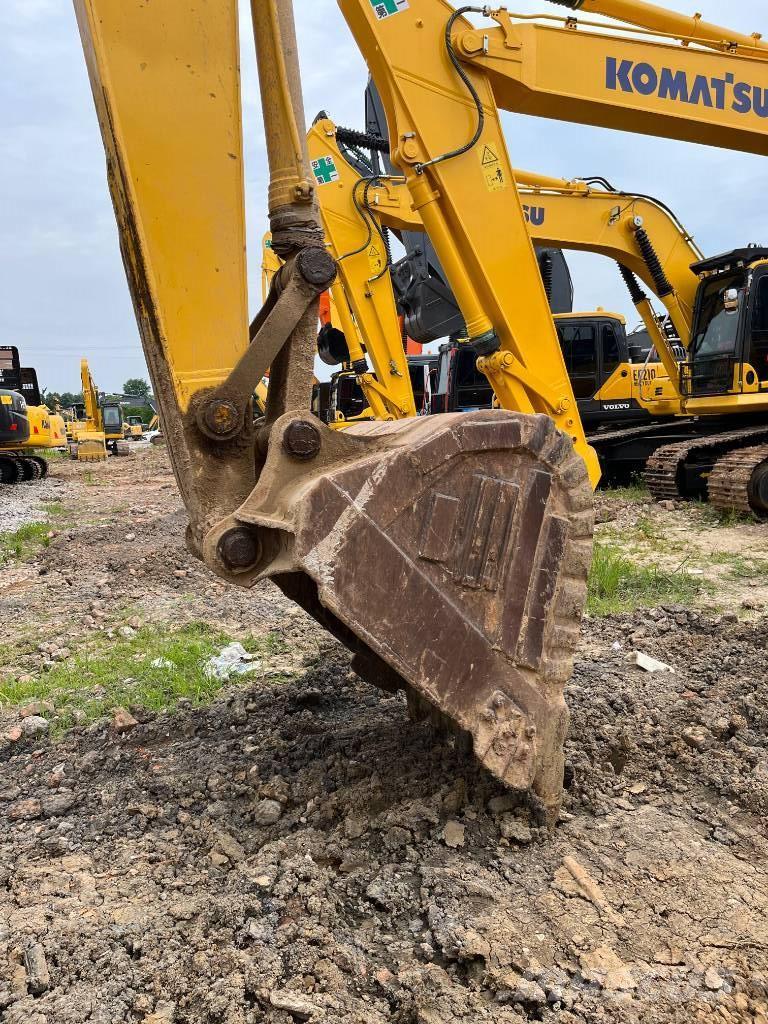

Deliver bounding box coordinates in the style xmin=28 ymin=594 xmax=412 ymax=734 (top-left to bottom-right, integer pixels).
xmin=0 ymin=622 xmax=242 ymax=733
xmin=242 ymin=631 xmax=290 ymax=657
xmin=0 ymin=502 xmax=70 ymax=565
xmin=0 ymin=521 xmax=54 ymax=565
xmin=588 ymin=542 xmax=704 ymax=616
xmin=603 ymin=478 xmax=650 ymax=504
xmin=699 ymin=503 xmax=757 ymax=528
xmin=706 ymin=552 xmax=768 ymax=580
xmin=42 ymin=449 xmax=69 ymax=463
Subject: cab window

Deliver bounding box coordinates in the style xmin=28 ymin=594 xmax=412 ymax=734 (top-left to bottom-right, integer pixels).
xmin=602 ymin=324 xmax=622 ymax=375
xmin=558 ymin=323 xmax=598 ymax=399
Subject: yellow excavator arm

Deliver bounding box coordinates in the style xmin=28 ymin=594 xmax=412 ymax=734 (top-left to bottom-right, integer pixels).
xmin=80 ymin=358 xmax=100 ymax=430
xmin=335 ymin=0 xmax=767 ymax=430
xmin=307 ymin=114 xmax=702 ymax=411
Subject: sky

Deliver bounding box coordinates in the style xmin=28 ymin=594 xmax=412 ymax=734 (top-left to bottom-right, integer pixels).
xmin=1 ymin=0 xmax=767 ymax=394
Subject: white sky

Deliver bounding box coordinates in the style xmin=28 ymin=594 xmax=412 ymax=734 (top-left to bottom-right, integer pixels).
xmin=1 ymin=0 xmax=766 ymax=392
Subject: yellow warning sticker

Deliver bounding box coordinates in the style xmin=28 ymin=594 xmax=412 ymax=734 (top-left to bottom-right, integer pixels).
xmin=0 ymin=395 xmax=12 ymax=405
xmin=479 ymin=142 xmax=507 ymax=192
xmin=368 ymin=243 xmax=385 ymax=277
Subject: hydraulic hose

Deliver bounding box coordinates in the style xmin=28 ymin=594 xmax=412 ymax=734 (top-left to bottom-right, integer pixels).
xmin=415 ymin=7 xmax=488 ymax=175
xmin=634 ymin=227 xmax=673 ymax=298
xmin=618 ymin=263 xmax=647 ymax=305
xmin=336 ymin=126 xmax=389 ymax=154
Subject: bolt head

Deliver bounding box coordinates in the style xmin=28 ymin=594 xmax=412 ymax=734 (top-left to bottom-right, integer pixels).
xmin=203 ymin=399 xmax=240 ymax=437
xmin=218 ymin=528 xmax=261 ymax=571
xmin=296 ymin=247 xmax=336 ymax=288
xmin=283 ymin=420 xmax=321 ymax=461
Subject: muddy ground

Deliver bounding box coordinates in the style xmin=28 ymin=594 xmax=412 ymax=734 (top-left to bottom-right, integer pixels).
xmin=1 ymin=447 xmax=767 ymax=1024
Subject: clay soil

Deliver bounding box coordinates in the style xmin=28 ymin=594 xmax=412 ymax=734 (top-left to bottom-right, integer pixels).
xmin=1 ymin=448 xmax=767 ymax=1024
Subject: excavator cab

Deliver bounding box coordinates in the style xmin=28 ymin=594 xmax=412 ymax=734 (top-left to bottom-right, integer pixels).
xmin=555 ymin=312 xmax=678 ymax=426
xmin=686 ymin=249 xmax=768 ymax=397
xmin=0 ymin=391 xmax=29 ymax=446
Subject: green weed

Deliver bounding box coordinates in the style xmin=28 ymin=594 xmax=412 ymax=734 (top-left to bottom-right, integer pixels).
xmin=0 ymin=522 xmax=53 ymax=565
xmin=699 ymin=504 xmax=757 ymax=528
xmin=0 ymin=502 xmax=70 ymax=564
xmin=0 ymin=622 xmax=242 ymax=732
xmin=588 ymin=542 xmax=704 ymax=616
xmin=603 ymin=478 xmax=650 ymax=504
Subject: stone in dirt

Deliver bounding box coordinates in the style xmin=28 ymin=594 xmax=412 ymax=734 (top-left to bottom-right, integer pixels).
xmin=442 ymin=820 xmax=465 ymax=848
xmin=112 ymin=707 xmax=139 ymax=733
xmin=269 ymin=989 xmax=325 ymax=1020
xmin=145 ymin=1001 xmax=176 ymax=1023
xmin=213 ymin=831 xmax=246 ymax=863
xmin=704 ymin=967 xmax=723 ymax=991
xmin=499 ymin=816 xmax=532 ymax=844
xmin=580 ymin=946 xmax=637 ymax=991
xmin=253 ymin=798 xmax=282 ymax=825
xmin=19 ymin=701 xmax=54 ymax=718
xmin=24 ymin=942 xmax=50 ymax=995
xmin=20 ymin=715 xmax=49 ymax=738
xmin=682 ymin=726 xmax=710 ymax=752
xmin=7 ymin=798 xmax=43 ymax=821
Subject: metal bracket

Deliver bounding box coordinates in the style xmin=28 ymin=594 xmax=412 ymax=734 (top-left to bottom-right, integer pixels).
xmin=195 ymin=248 xmax=336 ymax=442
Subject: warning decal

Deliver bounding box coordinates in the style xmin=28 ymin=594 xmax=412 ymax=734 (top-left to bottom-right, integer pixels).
xmin=368 ymin=244 xmax=385 ymax=276
xmin=370 ymin=0 xmax=409 ymax=19
xmin=311 ymin=155 xmax=340 ymax=186
xmin=479 ymin=142 xmax=507 ymax=192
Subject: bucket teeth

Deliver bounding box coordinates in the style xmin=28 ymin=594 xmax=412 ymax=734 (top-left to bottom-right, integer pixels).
xmin=213 ymin=410 xmax=593 ymax=821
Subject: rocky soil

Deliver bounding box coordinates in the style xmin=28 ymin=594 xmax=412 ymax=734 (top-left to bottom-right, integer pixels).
xmin=1 ymin=449 xmax=767 ymax=1023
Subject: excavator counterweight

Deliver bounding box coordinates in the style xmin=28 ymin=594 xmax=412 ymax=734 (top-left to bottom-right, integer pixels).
xmin=74 ymin=0 xmax=594 ymax=818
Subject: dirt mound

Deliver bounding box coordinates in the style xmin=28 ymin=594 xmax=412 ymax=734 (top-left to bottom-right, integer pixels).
xmin=2 ymin=449 xmax=768 ymax=1023
xmin=3 ymin=611 xmax=768 ymax=1023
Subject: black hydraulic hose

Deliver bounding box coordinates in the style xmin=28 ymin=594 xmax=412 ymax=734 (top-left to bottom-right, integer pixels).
xmin=415 ymin=6 xmax=488 ymax=175
xmin=336 ymin=125 xmax=389 ymax=154
xmin=618 ymin=263 xmax=648 ymax=305
xmin=539 ymin=251 xmax=554 ymax=302
xmin=336 ymin=177 xmax=378 ymax=264
xmin=634 ymin=227 xmax=674 ymax=298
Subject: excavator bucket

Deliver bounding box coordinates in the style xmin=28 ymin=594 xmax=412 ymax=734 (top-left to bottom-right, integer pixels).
xmin=71 ymin=432 xmax=107 ymax=462
xmin=207 ymin=409 xmax=593 ymax=819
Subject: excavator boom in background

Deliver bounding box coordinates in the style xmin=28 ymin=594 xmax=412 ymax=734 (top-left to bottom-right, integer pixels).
xmin=67 ymin=359 xmax=129 ymax=461
xmin=312 ymin=6 xmax=768 ymax=508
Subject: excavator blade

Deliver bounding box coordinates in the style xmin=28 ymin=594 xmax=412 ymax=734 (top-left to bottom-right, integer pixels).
xmin=208 ymin=410 xmax=593 ymax=820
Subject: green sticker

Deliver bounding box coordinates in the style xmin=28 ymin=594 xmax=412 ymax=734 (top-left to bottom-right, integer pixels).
xmin=369 ymin=0 xmax=409 ymax=20
xmin=311 ymin=156 xmax=340 ymax=186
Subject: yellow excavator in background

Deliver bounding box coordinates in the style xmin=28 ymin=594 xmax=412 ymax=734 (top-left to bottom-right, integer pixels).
xmin=68 ymin=359 xmax=129 ymax=461
xmin=124 ymin=415 xmax=145 ymax=440
xmin=314 ymin=5 xmax=768 ymax=509
xmin=74 ymin=0 xmax=766 ymax=816
xmin=0 ymin=346 xmax=67 ymax=481
xmin=305 ymin=116 xmax=685 ymax=428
